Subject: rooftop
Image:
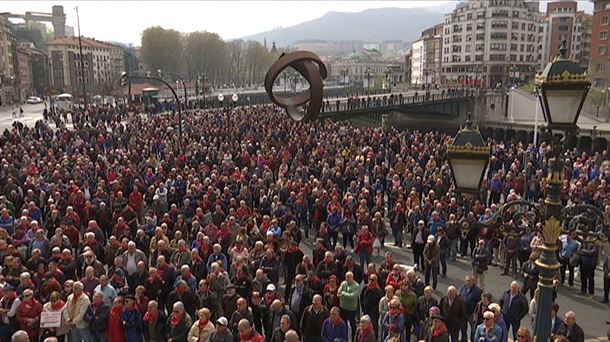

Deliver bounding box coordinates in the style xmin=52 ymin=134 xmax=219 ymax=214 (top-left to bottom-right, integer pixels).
xmin=46 ymin=36 xmax=121 ymax=50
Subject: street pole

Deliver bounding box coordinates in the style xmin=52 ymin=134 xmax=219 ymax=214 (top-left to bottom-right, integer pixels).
xmin=533 ymin=136 xmax=563 ymax=342
xmin=75 ymin=6 xmax=87 ymax=109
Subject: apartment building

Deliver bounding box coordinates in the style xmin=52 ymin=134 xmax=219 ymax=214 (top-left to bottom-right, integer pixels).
xmin=47 ymin=36 xmax=124 ymax=95
xmin=0 ymin=16 xmax=16 ymax=104
xmin=589 ymin=0 xmax=610 ymax=87
xmin=541 ymin=1 xmax=592 ymax=68
xmin=441 ymin=0 xmax=543 ymax=88
xmin=410 ymin=24 xmax=443 ymax=85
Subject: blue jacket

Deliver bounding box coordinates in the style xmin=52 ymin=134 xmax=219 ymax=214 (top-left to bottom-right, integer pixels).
xmin=121 ymin=308 xmax=143 ymax=341
xmin=496 ymin=316 xmax=508 ymax=342
xmin=459 ymin=284 xmax=482 ymax=314
xmin=427 ymin=217 xmax=445 ymax=236
xmin=474 ymin=323 xmax=503 ymax=342
xmin=321 ymin=318 xmax=348 ymax=342
xmin=551 ymin=316 xmax=564 ymax=336
xmin=381 ymin=311 xmax=406 ymax=342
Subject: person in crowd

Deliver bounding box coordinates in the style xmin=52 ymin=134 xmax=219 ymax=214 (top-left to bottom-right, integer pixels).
xmin=167 ymin=301 xmax=193 ymax=342
xmin=238 ymin=318 xmax=264 ymax=342
xmin=337 ymin=271 xmax=359 ymax=340
xmin=499 ymin=281 xmax=528 ymax=341
xmin=423 ymin=235 xmax=441 ymax=290
xmin=460 ymin=275 xmax=482 ymax=342
xmin=187 ymin=308 xmax=215 ymax=342
xmin=64 ymin=282 xmax=93 ymax=342
xmin=439 ymin=286 xmax=467 ymax=342
xmin=209 ymin=317 xmax=233 ymax=342
xmin=516 ymin=328 xmax=533 ymax=342
xmin=143 ymin=300 xmax=166 ymax=342
xmin=473 ymin=311 xmax=503 ymax=342
xmin=15 ymin=289 xmax=42 ymax=341
xmin=41 ymin=291 xmax=67 ymax=342
xmin=88 ymin=291 xmax=109 ymax=342
xmin=354 ymin=315 xmax=375 ymax=342
xmin=300 ymin=294 xmax=328 ymax=342
xmin=555 ymin=311 xmax=584 ymax=342
xmin=321 ymin=306 xmax=348 ymax=342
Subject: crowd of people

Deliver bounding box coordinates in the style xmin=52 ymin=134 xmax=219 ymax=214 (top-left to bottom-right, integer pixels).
xmin=0 ymin=103 xmax=608 ymax=342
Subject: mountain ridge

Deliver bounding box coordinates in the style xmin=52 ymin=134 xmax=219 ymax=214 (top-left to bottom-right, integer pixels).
xmin=241 ymin=7 xmax=448 ymax=47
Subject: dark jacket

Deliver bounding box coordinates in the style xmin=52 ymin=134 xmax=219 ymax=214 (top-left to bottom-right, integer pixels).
xmin=555 ymin=322 xmax=585 ymax=342
xmin=499 ymin=290 xmax=528 ymax=323
xmin=360 ymin=284 xmax=384 ymax=318
xmin=439 ymin=296 xmax=467 ymax=332
xmin=88 ymin=302 xmax=110 ymax=333
xmin=459 ymin=284 xmax=482 ymax=315
xmin=423 ymin=242 xmax=441 ymax=269
xmin=300 ymin=305 xmax=329 ymax=340
xmin=143 ymin=311 xmax=167 ymax=342
xmin=165 ymin=313 xmax=193 ymax=342
xmin=288 ymin=285 xmax=313 ymax=315
xmin=416 ymin=296 xmax=439 ymax=324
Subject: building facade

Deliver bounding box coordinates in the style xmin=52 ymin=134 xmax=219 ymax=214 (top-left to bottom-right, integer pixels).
xmin=328 ymin=49 xmax=402 ymax=91
xmin=589 ymin=0 xmax=610 ymax=87
xmin=410 ymin=24 xmax=443 ymax=85
xmin=47 ymin=36 xmax=124 ymax=95
xmin=441 ymin=0 xmax=543 ymax=88
xmin=541 ymin=1 xmax=592 ymax=68
xmin=16 ymin=47 xmax=33 ymax=101
xmin=0 ymin=16 xmax=17 ymax=105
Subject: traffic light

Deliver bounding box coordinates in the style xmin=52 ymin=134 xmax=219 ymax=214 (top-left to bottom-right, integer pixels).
xmin=120 ymin=72 xmax=128 ymax=86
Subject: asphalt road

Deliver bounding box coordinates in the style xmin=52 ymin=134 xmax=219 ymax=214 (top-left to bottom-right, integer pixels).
xmin=297 ymin=236 xmax=609 ymax=340
xmin=0 ymin=103 xmax=47 ymax=130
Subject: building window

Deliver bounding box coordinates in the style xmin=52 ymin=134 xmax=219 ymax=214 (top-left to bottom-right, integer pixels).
xmin=601 ymin=31 xmax=608 ymax=40
xmin=602 ymin=16 xmax=609 ymax=26
xmin=599 ymin=46 xmax=607 ymax=55
xmin=597 ymin=63 xmax=605 ymax=72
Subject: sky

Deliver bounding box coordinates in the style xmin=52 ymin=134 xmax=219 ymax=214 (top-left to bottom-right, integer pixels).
xmin=2 ymin=1 xmax=595 ymax=46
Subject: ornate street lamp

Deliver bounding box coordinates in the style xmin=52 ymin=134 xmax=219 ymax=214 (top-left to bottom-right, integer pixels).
xmin=536 ymin=41 xmax=590 ymax=131
xmin=533 ymin=40 xmax=591 ymax=342
xmin=446 ymin=115 xmax=491 ymax=194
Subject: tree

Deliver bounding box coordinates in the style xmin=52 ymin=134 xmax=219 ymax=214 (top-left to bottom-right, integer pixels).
xmin=184 ymin=31 xmax=230 ymax=86
xmin=140 ymin=26 xmax=184 ymax=76
xmin=586 ymin=88 xmax=606 ymax=118
xmin=13 ymin=28 xmax=45 ymax=49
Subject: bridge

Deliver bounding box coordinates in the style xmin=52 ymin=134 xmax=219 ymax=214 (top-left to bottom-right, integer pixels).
xmin=316 ymin=90 xmax=478 ymax=131
xmin=1 ymin=5 xmax=66 ymax=38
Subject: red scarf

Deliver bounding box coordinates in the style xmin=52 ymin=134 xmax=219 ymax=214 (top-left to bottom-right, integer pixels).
xmin=368 ymin=281 xmax=380 ymax=290
xmin=332 ymin=316 xmax=344 ymax=327
xmin=432 ymin=323 xmax=448 ymax=337
xmin=358 ymin=324 xmax=374 ymax=342
xmin=389 ymin=307 xmax=406 ymax=316
xmin=51 ymin=300 xmax=65 ymax=310
xmin=170 ymin=312 xmax=184 ymax=328
xmin=143 ymin=310 xmax=159 ymax=323
xmin=199 ymin=318 xmax=209 ymax=330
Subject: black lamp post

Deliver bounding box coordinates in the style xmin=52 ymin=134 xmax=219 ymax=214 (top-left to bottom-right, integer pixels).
xmin=532 ymin=40 xmax=591 ymax=342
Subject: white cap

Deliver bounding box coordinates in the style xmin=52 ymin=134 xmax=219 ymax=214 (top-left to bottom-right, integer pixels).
xmin=266 ymin=284 xmax=276 ymax=292
xmin=427 ymin=235 xmax=436 ymax=243
xmin=216 ymin=317 xmax=228 ymax=326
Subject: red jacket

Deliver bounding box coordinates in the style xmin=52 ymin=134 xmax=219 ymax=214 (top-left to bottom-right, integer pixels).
xmin=16 ymin=299 xmax=43 ymax=338
xmin=355 ymin=231 xmax=374 ymax=255
xmin=240 ymin=329 xmax=265 ymax=342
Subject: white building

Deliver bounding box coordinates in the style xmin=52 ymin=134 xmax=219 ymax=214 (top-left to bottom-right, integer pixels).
xmin=441 ymin=0 xmax=543 ymax=88
xmin=411 ymin=40 xmax=425 ymax=85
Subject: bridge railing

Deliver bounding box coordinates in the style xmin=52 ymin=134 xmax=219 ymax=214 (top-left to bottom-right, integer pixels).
xmin=321 ymin=90 xmax=476 ymax=113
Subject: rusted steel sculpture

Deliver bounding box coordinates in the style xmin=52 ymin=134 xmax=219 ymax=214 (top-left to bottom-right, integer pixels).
xmin=264 ymin=51 xmax=327 ymax=121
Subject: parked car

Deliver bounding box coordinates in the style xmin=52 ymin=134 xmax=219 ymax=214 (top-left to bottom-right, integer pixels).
xmin=26 ymin=96 xmax=43 ymax=104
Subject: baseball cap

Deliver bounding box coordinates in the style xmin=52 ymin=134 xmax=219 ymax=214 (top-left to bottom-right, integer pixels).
xmin=217 ymin=317 xmax=228 ymax=326
xmin=266 ymin=284 xmax=276 ymax=292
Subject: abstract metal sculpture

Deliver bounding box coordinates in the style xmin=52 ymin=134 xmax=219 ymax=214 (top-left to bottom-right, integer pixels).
xmin=264 ymin=51 xmax=327 ymax=121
